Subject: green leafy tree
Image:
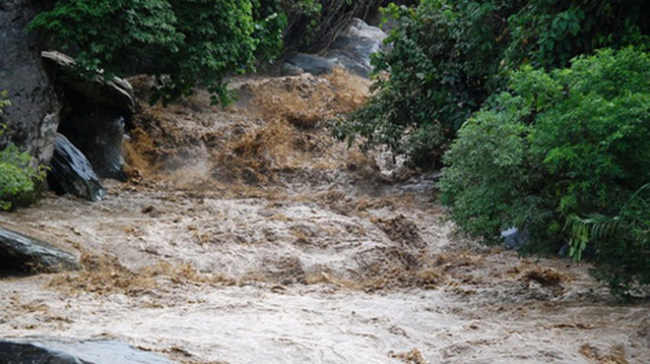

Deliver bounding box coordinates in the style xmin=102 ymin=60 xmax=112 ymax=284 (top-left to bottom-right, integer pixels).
xmin=29 ymin=0 xmax=269 ymax=104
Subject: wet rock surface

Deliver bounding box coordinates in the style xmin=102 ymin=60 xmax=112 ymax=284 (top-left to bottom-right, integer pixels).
xmin=283 ymin=53 xmax=336 ymax=76
xmin=49 ymin=133 xmax=105 ymax=202
xmin=282 ymin=18 xmax=387 ymax=78
xmin=324 ymin=18 xmax=388 ymax=78
xmin=42 ymin=51 xmax=135 ymax=117
xmin=0 ymin=226 xmax=79 ymax=273
xmin=0 ymin=339 xmax=175 ymax=364
xmin=0 ymin=340 xmax=85 ymax=364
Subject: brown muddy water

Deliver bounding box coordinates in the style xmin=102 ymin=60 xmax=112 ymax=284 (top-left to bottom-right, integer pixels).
xmin=1 ymin=71 xmax=649 ymax=363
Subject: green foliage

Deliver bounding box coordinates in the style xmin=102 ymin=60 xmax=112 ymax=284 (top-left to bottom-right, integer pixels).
xmin=337 ymin=0 xmax=520 ymax=167
xmin=440 ymin=48 xmax=650 ymax=295
xmin=0 ymin=146 xmax=45 ymax=211
xmin=159 ymin=0 xmax=257 ymax=104
xmin=29 ymin=0 xmax=271 ymax=104
xmin=0 ymin=92 xmax=46 ymax=211
xmin=339 ymin=0 xmax=650 ymax=167
xmin=28 ymin=0 xmax=182 ymax=77
xmin=505 ymin=0 xmax=650 ymax=69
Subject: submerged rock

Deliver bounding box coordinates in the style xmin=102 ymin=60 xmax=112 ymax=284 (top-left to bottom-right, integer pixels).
xmin=0 ymin=340 xmax=175 ymax=364
xmin=0 ymin=226 xmax=79 ymax=273
xmin=283 ymin=53 xmax=336 ymax=76
xmin=49 ymin=133 xmax=106 ymax=201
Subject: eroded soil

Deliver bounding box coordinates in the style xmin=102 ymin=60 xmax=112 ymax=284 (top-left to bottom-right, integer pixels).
xmin=1 ymin=71 xmax=649 ymax=364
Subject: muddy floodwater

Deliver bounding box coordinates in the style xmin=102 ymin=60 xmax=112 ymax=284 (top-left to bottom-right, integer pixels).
xmin=1 ymin=72 xmax=649 ymax=363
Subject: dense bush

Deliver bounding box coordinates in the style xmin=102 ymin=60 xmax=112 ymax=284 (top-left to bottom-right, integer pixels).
xmin=338 ymin=0 xmax=650 ymax=167
xmin=0 ymin=92 xmax=45 ymax=210
xmin=29 ymin=0 xmax=267 ymax=104
xmin=440 ymin=48 xmax=650 ymax=295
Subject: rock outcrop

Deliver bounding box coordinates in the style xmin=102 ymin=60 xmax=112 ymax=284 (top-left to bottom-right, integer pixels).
xmin=324 ymin=18 xmax=388 ymax=78
xmin=49 ymin=133 xmax=106 ymax=201
xmin=0 ymin=0 xmax=60 ymax=165
xmin=0 ymin=339 xmax=176 ymax=364
xmin=0 ymin=340 xmax=84 ymax=364
xmin=0 ymin=226 xmax=79 ymax=273
xmin=43 ymin=51 xmax=134 ymax=181
xmin=282 ymin=18 xmax=387 ymax=78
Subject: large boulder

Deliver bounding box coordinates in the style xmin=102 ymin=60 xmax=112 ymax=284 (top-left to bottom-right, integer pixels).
xmin=41 ymin=51 xmax=135 ymax=117
xmin=0 ymin=339 xmax=176 ymax=364
xmin=0 ymin=0 xmax=60 ymax=165
xmin=324 ymin=18 xmax=387 ymax=78
xmin=282 ymin=18 xmax=388 ymax=78
xmin=0 ymin=341 xmax=84 ymax=364
xmin=49 ymin=133 xmax=106 ymax=202
xmin=42 ymin=51 xmax=134 ymax=181
xmin=0 ymin=226 xmax=79 ymax=273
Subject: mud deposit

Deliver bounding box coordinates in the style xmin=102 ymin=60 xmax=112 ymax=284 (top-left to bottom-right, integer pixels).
xmin=1 ymin=71 xmax=649 ymax=363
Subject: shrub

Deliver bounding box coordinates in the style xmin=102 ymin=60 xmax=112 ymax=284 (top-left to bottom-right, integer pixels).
xmin=440 ymin=48 xmax=650 ymax=295
xmin=0 ymin=92 xmax=46 ymax=210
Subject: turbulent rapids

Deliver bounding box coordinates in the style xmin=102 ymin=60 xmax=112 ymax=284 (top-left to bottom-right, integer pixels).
xmin=0 ymin=70 xmax=648 ymax=364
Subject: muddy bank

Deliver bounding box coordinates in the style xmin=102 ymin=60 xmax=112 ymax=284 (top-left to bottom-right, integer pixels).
xmin=1 ymin=71 xmax=649 ymax=363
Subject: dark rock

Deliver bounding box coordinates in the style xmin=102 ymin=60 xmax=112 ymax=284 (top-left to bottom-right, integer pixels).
xmin=59 ymin=115 xmax=127 ymax=181
xmin=0 ymin=226 xmax=79 ymax=273
xmin=322 ymin=51 xmax=373 ymax=78
xmin=325 ymin=19 xmax=386 ymax=78
xmin=0 ymin=340 xmax=86 ymax=364
xmin=49 ymin=133 xmax=106 ymax=201
xmin=41 ymin=51 xmax=135 ymax=116
xmin=280 ymin=62 xmax=305 ymax=77
xmin=501 ymin=227 xmax=530 ymax=251
xmin=283 ymin=53 xmax=336 ymax=76
xmin=0 ymin=0 xmax=60 ymax=165
xmin=0 ymin=340 xmax=176 ymax=364
xmin=42 ymin=51 xmax=134 ymax=180
xmin=282 ymin=18 xmax=387 ymax=78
